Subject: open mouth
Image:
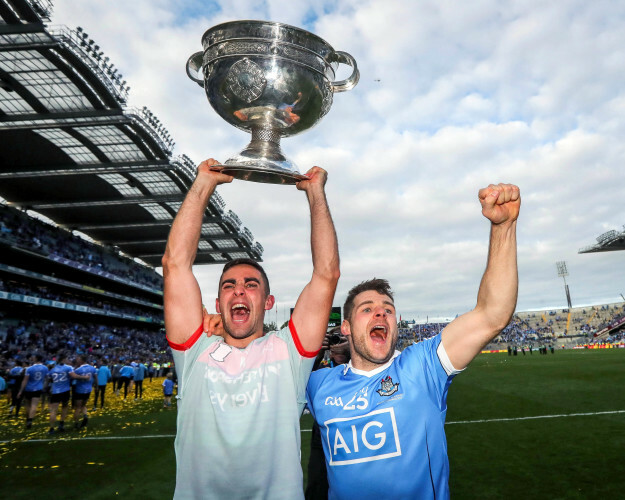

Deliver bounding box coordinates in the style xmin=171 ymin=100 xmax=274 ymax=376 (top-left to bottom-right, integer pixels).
xmin=231 ymin=303 xmax=250 ymax=323
xmin=369 ymin=325 xmax=388 ymax=344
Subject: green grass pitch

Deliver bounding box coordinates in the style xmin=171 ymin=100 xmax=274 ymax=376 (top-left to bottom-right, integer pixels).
xmin=2 ymin=349 xmax=624 ymax=498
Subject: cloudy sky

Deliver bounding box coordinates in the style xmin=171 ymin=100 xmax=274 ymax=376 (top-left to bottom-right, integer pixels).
xmin=51 ymin=0 xmax=625 ymax=324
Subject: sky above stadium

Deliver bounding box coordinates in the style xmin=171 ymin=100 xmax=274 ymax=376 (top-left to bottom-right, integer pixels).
xmin=51 ymin=0 xmax=625 ymax=323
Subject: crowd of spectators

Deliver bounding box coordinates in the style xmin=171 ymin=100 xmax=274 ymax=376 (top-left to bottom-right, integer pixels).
xmin=493 ymin=316 xmax=554 ymax=346
xmin=395 ymin=303 xmax=625 ymax=350
xmin=398 ymin=322 xmax=448 ymax=349
xmin=0 ymin=203 xmax=163 ymax=291
xmin=0 ymin=315 xmax=168 ymax=366
xmin=0 ymin=277 xmax=162 ymax=323
xmin=593 ymin=304 xmax=625 ymax=333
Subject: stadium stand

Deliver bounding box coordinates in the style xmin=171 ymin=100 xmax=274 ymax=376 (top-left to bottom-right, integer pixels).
xmin=0 ymin=0 xmax=262 ymax=395
xmin=0 ymin=202 xmax=166 ymax=360
xmin=396 ymin=302 xmax=625 ymax=352
xmin=579 ymin=226 xmax=625 ymax=254
xmin=0 ymin=0 xmax=262 ymax=267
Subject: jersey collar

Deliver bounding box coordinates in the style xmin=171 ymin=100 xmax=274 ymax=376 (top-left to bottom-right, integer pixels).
xmin=343 ymin=350 xmax=401 ymax=377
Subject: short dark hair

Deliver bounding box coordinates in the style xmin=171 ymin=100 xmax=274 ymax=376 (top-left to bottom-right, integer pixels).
xmin=343 ymin=278 xmax=394 ymax=322
xmin=219 ymin=258 xmax=270 ymax=296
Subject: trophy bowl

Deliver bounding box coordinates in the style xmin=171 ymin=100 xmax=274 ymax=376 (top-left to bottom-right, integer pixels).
xmin=187 ymin=20 xmax=359 ymax=184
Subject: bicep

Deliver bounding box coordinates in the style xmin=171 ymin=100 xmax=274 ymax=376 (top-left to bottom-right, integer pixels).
xmin=163 ymin=266 xmax=203 ymax=345
xmin=291 ymin=274 xmax=336 ymax=353
xmin=441 ymin=309 xmax=499 ymax=370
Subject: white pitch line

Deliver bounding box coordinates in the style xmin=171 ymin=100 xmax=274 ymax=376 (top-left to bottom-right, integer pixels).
xmin=0 ymin=434 xmax=176 ymax=444
xmin=446 ymin=409 xmax=625 ymax=425
xmin=3 ymin=410 xmax=624 ymax=444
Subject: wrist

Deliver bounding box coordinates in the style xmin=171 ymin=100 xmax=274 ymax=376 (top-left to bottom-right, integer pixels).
xmin=190 ymin=174 xmax=218 ymax=200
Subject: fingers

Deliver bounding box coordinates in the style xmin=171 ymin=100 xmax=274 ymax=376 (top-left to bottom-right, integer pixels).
xmin=199 ymin=158 xmax=220 ymax=169
xmin=296 ymin=166 xmax=327 ymax=191
xmin=479 ymin=183 xmax=520 ymax=206
xmin=202 ymin=309 xmax=224 ymax=338
xmin=197 ymin=158 xmax=234 ymax=185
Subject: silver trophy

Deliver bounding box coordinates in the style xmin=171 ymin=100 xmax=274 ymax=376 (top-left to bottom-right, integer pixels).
xmin=186 ymin=20 xmax=359 ymax=184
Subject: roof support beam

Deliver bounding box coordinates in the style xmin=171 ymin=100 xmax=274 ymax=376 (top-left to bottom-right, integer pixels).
xmin=0 ymin=109 xmax=123 ymax=126
xmin=138 ymin=248 xmax=255 ymax=258
xmin=68 ymin=217 xmax=221 ymax=231
xmin=102 ymin=234 xmax=241 ymax=245
xmin=0 ymin=67 xmax=48 ymax=113
xmin=0 ymin=17 xmax=44 ymax=32
xmin=0 ymin=160 xmax=172 ymax=179
xmin=13 ymin=194 xmax=186 ymax=210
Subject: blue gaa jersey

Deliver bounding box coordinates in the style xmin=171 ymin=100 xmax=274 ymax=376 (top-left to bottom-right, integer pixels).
xmin=162 ymin=378 xmax=174 ymax=396
xmin=9 ymin=366 xmax=24 ymax=386
xmin=48 ymin=364 xmax=74 ymax=394
xmin=306 ymin=333 xmax=461 ymax=500
xmin=74 ymin=364 xmax=96 ymax=394
xmin=24 ymin=363 xmax=49 ymax=392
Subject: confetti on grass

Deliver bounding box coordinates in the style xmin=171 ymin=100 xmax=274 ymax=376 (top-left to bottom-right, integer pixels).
xmin=0 ymin=377 xmax=176 ymax=463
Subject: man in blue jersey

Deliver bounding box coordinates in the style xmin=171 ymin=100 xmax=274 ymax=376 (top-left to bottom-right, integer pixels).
xmin=132 ymin=359 xmax=147 ymax=400
xmin=111 ymin=359 xmax=121 ymax=395
xmin=72 ymin=355 xmax=97 ymax=429
xmin=8 ymin=360 xmax=25 ymax=418
xmin=93 ymin=358 xmax=112 ymax=409
xmin=18 ymin=354 xmax=49 ymax=429
xmin=0 ymin=372 xmax=6 ymax=400
xmin=118 ymin=362 xmax=134 ymax=399
xmin=306 ymin=183 xmax=520 ymax=500
xmin=48 ymin=354 xmax=89 ymax=434
xmin=163 ymin=158 xmax=339 ymax=499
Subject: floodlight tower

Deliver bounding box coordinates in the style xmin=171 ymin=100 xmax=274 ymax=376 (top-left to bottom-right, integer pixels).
xmin=556 ymin=261 xmax=572 ymax=309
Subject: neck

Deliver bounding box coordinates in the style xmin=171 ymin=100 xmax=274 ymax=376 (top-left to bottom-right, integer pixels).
xmin=350 ymin=356 xmax=384 ymax=372
xmin=350 ymin=351 xmax=397 ymax=372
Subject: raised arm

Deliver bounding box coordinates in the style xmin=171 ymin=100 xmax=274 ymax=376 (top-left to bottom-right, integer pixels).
xmin=162 ymin=159 xmax=233 ymax=344
xmin=290 ymin=167 xmax=341 ymax=353
xmin=441 ymin=183 xmax=520 ymax=370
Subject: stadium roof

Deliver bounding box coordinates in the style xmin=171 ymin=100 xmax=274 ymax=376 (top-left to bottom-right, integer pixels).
xmin=578 ymin=226 xmax=625 ymax=254
xmin=0 ymin=0 xmax=263 ymax=267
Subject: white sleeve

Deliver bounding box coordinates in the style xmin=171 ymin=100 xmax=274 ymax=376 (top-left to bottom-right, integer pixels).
xmin=436 ymin=340 xmax=464 ymax=376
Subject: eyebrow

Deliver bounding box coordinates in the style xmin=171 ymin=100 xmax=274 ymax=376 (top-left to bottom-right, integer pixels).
xmin=357 ymin=299 xmax=395 ymax=308
xmin=221 ymin=277 xmax=261 ymax=287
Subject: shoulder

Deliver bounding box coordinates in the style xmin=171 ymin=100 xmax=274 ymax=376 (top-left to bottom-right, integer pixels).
xmin=400 ymin=334 xmax=443 ymax=361
xmin=308 ymin=365 xmax=343 ymax=392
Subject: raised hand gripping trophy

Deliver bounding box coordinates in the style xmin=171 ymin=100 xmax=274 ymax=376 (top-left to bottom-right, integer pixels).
xmin=186 ymin=20 xmax=359 ymax=184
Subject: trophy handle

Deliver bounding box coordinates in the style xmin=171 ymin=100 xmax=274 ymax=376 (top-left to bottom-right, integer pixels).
xmin=186 ymin=51 xmax=205 ymax=86
xmin=331 ymin=51 xmax=360 ymax=93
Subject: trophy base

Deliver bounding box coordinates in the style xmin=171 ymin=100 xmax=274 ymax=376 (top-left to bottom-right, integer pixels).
xmin=212 ymin=129 xmax=308 ymax=184
xmin=213 ymin=164 xmax=308 ymax=184
xmin=213 ymin=148 xmax=306 ymax=184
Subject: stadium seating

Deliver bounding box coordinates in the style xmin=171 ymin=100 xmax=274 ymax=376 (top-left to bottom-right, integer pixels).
xmin=0 ymin=203 xmax=165 ymax=367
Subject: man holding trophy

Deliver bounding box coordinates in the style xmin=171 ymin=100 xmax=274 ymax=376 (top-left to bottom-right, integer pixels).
xmin=163 ymin=160 xmax=339 ymax=499
xmin=166 ymin=19 xmax=356 ymax=500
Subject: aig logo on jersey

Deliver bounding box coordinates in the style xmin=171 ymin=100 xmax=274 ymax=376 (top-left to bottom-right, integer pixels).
xmin=324 ymin=408 xmax=401 ymax=465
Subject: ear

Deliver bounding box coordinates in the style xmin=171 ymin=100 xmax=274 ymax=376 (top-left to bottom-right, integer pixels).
xmin=264 ymin=294 xmax=275 ymax=310
xmin=341 ymin=319 xmax=351 ymax=337
xmin=215 ymin=298 xmax=221 ymax=314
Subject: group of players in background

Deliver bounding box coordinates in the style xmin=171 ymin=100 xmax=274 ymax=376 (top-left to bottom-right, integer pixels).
xmin=0 ymin=355 xmax=176 ymax=433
